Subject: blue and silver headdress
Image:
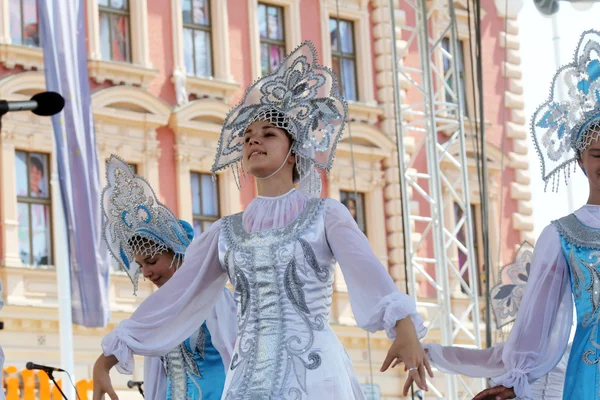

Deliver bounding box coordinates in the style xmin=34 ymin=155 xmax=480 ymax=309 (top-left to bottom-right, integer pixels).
xmin=532 ymin=29 xmax=600 ymax=191
xmin=211 ymin=41 xmax=348 ymax=197
xmin=102 ymin=155 xmax=194 ymax=293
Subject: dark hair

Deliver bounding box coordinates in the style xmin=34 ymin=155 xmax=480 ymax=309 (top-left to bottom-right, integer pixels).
xmin=282 ymin=129 xmax=300 ymax=184
xmin=30 ymin=156 xmax=44 ymax=176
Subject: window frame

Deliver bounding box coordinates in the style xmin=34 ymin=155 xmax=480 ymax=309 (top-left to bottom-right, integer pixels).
xmin=441 ymin=36 xmax=470 ymax=119
xmin=15 ymin=150 xmax=54 ymax=267
xmin=319 ymin=2 xmax=376 ymax=106
xmin=257 ymin=2 xmax=286 ymax=76
xmin=181 ymin=0 xmax=214 ymax=78
xmin=248 ymin=0 xmax=301 ymax=79
xmin=190 ymin=171 xmax=220 ymax=234
xmin=98 ymin=0 xmax=133 ymax=63
xmin=339 ymin=189 xmax=367 ymax=235
xmin=329 ymin=17 xmax=359 ymax=102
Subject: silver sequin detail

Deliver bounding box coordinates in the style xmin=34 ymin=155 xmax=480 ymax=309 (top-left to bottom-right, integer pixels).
xmin=284 ymin=257 xmax=310 ymax=314
xmin=554 ymin=215 xmax=600 ymax=367
xmin=222 ymin=199 xmax=328 ymax=399
xmin=298 ymin=238 xmax=329 ymax=282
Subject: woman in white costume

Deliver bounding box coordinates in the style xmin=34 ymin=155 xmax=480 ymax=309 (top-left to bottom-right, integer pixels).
xmin=93 ymin=41 xmax=432 ymax=400
xmin=418 ymin=30 xmax=600 ymax=400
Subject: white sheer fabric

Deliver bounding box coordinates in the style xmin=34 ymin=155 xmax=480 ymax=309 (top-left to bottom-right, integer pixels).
xmin=242 ymin=188 xmax=308 ymax=232
xmin=141 ymin=289 xmax=238 ymax=399
xmin=423 ymin=206 xmax=600 ymax=399
xmin=102 ymin=189 xmax=425 ymax=389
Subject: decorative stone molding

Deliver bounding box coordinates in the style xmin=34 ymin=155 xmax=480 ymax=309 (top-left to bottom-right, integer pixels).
xmin=88 ymin=60 xmax=159 ymax=88
xmin=370 ymin=0 xmax=412 ymax=293
xmin=92 ymin=86 xmax=171 ymax=191
xmin=169 ymin=99 xmax=241 ymax=222
xmin=499 ymin=15 xmax=534 ymax=244
xmin=86 ymin=0 xmax=158 ymax=87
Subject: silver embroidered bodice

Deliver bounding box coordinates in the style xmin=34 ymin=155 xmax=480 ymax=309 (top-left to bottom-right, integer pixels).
xmin=219 ymin=198 xmax=335 ymax=399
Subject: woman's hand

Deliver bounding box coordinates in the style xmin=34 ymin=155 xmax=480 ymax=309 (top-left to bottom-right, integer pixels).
xmin=381 ymin=318 xmax=434 ymax=395
xmin=92 ymin=354 xmax=119 ymax=400
xmin=473 ymin=385 xmax=516 ymax=400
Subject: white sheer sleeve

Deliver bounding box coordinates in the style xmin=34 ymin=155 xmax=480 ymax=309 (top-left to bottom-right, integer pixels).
xmin=206 ymin=288 xmax=238 ymax=371
xmin=424 ymin=224 xmax=573 ymax=399
xmin=324 ymin=199 xmax=426 ymax=340
xmin=102 ymin=220 xmax=228 ymax=374
xmin=143 ymin=356 xmax=167 ymax=400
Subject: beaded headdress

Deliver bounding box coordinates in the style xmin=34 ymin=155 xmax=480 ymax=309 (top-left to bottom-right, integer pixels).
xmin=101 ymin=155 xmax=194 ymax=293
xmin=532 ymin=29 xmax=600 ymax=190
xmin=211 ymin=41 xmax=348 ymax=196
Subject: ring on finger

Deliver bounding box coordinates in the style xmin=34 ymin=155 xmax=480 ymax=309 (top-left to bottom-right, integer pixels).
xmin=408 ymin=367 xmax=418 ymax=372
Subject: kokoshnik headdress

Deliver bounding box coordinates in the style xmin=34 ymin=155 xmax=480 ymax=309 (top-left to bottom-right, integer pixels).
xmin=532 ymin=29 xmax=600 ymax=191
xmin=211 ymin=41 xmax=348 ymax=197
xmin=102 ymin=155 xmax=194 ymax=294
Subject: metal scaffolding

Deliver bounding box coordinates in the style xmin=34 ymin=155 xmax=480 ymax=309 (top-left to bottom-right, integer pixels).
xmin=388 ymin=0 xmax=486 ymax=398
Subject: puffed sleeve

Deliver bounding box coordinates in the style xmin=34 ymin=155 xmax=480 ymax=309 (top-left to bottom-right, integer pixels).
xmin=324 ymin=199 xmax=426 ymax=340
xmin=102 ymin=220 xmax=229 ymax=374
xmin=424 ymin=224 xmax=573 ymax=399
xmin=206 ymin=287 xmax=238 ymax=370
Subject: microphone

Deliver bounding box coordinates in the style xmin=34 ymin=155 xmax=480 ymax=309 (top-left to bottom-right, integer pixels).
xmin=127 ymin=380 xmax=143 ymax=389
xmin=25 ymin=361 xmax=65 ymax=372
xmin=0 ymin=91 xmax=65 ymax=116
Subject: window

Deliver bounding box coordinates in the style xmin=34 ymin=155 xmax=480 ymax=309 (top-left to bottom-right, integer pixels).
xmin=15 ymin=151 xmax=52 ymax=266
xmin=190 ymin=172 xmax=219 ymax=236
xmin=340 ymin=190 xmax=366 ymax=234
xmin=442 ymin=37 xmax=469 ymax=117
xmin=329 ymin=18 xmax=358 ymax=101
xmin=10 ymin=0 xmax=39 ymax=47
xmin=258 ymin=3 xmax=285 ymax=75
xmin=454 ymin=203 xmax=482 ymax=296
xmin=99 ymin=0 xmax=131 ymax=62
xmin=182 ymin=0 xmax=213 ymax=77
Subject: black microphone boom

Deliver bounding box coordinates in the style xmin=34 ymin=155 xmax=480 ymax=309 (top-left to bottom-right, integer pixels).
xmin=127 ymin=380 xmax=143 ymax=389
xmin=26 ymin=361 xmax=65 ymax=373
xmin=0 ymin=91 xmax=65 ymax=117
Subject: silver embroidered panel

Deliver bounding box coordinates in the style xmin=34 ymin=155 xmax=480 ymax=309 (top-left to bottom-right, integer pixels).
xmin=221 ymin=199 xmax=334 ymax=400
xmin=554 ymin=215 xmax=600 ymax=371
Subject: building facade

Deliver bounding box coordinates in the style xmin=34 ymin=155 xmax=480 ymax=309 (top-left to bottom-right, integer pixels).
xmin=0 ymin=0 xmax=531 ymax=398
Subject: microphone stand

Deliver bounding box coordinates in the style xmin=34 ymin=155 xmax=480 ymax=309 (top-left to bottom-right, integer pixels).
xmin=46 ymin=370 xmax=69 ymax=400
xmin=137 ymin=384 xmax=144 ymax=398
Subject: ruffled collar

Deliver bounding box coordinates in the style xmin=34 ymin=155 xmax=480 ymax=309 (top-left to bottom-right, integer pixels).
xmin=243 ymin=189 xmax=310 ymax=233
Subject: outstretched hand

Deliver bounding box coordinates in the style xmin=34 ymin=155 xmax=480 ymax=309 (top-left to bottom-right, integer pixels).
xmin=473 ymin=385 xmax=516 ymax=400
xmin=92 ymin=354 xmax=119 ymax=400
xmin=381 ymin=318 xmax=434 ymax=396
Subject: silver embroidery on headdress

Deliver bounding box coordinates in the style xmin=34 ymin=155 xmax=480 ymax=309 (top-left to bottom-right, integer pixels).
xmin=101 ymin=155 xmax=194 ymax=294
xmin=211 ymin=41 xmax=348 ymax=197
xmin=532 ymin=29 xmax=600 ymax=191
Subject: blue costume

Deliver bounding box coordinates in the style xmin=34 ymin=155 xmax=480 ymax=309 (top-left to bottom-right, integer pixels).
xmin=101 ymin=155 xmax=236 ymax=399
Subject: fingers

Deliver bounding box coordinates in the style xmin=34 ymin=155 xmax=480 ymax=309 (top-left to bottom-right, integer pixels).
xmin=107 ymin=387 xmax=119 ymax=400
xmin=472 ymin=386 xmax=508 ymax=400
xmin=409 ymin=367 xmax=426 ymax=391
xmin=380 ymin=352 xmax=396 ymax=372
xmin=403 ymin=375 xmax=414 ymax=396
xmin=497 ymin=388 xmax=516 ymax=399
xmin=424 ymin=356 xmax=435 ymax=378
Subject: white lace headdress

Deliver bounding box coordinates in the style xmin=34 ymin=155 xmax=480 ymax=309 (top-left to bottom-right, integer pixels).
xmin=532 ymin=29 xmax=600 ymax=190
xmin=211 ymin=41 xmax=348 ymax=197
xmin=101 ymin=155 xmax=194 ymax=293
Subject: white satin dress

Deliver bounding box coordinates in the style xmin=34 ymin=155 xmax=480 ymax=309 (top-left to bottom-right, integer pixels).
xmin=102 ymin=189 xmax=426 ymax=400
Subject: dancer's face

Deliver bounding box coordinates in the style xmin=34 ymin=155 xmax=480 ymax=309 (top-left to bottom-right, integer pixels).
xmin=243 ymin=120 xmax=295 ymax=181
xmin=135 ymin=251 xmax=177 ymax=288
